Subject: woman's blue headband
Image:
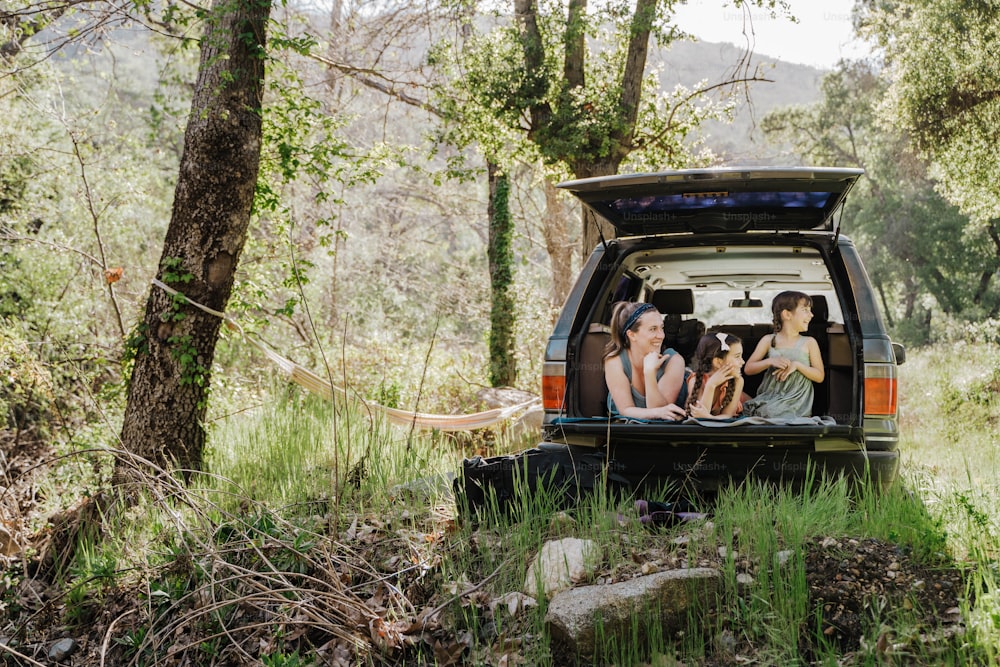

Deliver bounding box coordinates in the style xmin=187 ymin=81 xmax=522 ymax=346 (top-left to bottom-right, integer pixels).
xmin=621 ymin=303 xmax=656 ymax=339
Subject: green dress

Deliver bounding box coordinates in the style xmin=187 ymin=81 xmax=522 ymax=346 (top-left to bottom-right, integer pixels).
xmin=744 ymin=336 xmax=814 ymax=419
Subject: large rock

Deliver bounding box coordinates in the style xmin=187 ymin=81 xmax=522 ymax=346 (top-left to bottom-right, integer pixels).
xmin=524 ymin=537 xmax=600 ymax=599
xmin=545 ymin=567 xmax=720 ymax=658
xmin=508 ymin=405 xmax=544 ymax=440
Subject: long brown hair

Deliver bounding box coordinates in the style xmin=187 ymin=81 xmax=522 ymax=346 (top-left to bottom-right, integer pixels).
xmin=604 ymin=301 xmax=659 ymax=360
xmin=685 ymin=332 xmax=741 ymax=415
xmin=770 ymin=291 xmax=812 ymax=346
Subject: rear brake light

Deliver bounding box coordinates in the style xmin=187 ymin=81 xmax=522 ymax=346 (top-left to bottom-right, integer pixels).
xmin=542 ymin=364 xmax=566 ymax=410
xmin=864 ymin=364 xmax=898 ymax=416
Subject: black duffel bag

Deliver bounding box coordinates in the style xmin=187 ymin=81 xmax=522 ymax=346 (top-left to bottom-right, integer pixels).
xmin=453 ymin=445 xmax=630 ymax=523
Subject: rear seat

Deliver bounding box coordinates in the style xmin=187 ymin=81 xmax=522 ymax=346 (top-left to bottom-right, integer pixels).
xmin=576 ymin=322 xmax=611 ymax=417
xmin=650 ymin=288 xmax=705 ymax=365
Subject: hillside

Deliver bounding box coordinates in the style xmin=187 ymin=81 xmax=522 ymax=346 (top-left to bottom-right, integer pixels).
xmin=654 ymin=38 xmax=827 ymax=164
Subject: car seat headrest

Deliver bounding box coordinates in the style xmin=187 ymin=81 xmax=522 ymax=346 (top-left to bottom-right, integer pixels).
xmin=810 ymin=294 xmax=829 ymax=322
xmin=651 ymin=289 xmax=694 ymax=315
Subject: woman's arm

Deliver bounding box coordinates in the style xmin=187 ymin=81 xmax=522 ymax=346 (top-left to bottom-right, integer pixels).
xmin=647 ymin=351 xmax=686 ymax=408
xmin=605 ymin=356 xmax=686 ymax=420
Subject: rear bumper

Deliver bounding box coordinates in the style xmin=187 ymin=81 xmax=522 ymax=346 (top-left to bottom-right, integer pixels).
xmin=541 ymin=421 xmax=898 ymax=491
xmin=607 ymin=444 xmax=898 ymax=491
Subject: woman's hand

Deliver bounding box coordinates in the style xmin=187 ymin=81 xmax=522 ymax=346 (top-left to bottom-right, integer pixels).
xmin=642 ymin=351 xmax=666 ymax=375
xmin=653 ymin=403 xmax=686 ymax=421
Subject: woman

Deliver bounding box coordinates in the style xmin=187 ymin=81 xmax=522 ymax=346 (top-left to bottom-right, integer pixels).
xmin=603 ymin=301 xmax=688 ymax=420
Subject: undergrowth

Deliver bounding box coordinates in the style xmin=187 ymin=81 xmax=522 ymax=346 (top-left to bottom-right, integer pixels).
xmin=1 ymin=345 xmax=999 ymax=665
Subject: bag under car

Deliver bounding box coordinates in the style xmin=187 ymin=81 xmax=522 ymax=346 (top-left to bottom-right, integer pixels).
xmin=453 ymin=445 xmax=630 ymax=523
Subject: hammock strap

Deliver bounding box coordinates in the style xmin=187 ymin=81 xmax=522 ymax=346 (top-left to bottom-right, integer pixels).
xmin=149 ymin=279 xmax=538 ymax=431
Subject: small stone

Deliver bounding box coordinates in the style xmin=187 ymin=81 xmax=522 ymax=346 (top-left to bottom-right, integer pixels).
xmin=775 ymin=550 xmax=794 ymax=566
xmin=821 ymin=537 xmax=839 ymax=549
xmin=736 ymin=573 xmax=754 ymax=585
xmin=715 ymin=629 xmax=737 ymax=655
xmin=912 ymin=580 xmax=926 ymax=591
xmin=48 ymin=638 xmax=79 ymax=663
xmin=549 ymin=511 xmax=576 ymax=532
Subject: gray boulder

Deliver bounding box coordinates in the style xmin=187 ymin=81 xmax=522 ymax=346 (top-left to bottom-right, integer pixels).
xmin=545 ymin=567 xmax=720 ymax=658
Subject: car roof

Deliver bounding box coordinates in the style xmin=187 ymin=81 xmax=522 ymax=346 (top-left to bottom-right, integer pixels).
xmin=557 ymin=166 xmax=863 ymax=235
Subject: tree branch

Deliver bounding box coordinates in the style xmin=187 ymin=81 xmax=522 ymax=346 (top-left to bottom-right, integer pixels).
xmin=514 ymin=0 xmax=551 ymax=135
xmin=640 ymin=74 xmax=773 ymax=154
xmin=310 ymin=53 xmax=444 ymax=118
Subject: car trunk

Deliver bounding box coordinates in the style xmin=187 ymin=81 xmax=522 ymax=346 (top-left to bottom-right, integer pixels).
xmin=557 ymin=166 xmax=863 ymax=237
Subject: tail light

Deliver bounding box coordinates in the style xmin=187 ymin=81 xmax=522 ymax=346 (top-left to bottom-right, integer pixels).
xmin=542 ymin=362 xmax=566 ymax=410
xmin=864 ymin=363 xmax=898 ymax=416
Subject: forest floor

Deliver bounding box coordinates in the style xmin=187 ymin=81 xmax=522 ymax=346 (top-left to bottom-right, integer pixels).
xmin=0 ymin=430 xmax=971 ymax=666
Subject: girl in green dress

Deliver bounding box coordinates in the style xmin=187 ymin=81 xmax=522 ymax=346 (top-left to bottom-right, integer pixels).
xmin=743 ymin=291 xmax=825 ymax=419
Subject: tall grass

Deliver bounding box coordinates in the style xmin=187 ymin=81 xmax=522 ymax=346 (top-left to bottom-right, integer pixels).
xmin=203 ymin=383 xmax=464 ymax=518
xmin=896 ymin=342 xmax=1000 ymax=660
xmin=37 ymin=344 xmax=995 ymax=665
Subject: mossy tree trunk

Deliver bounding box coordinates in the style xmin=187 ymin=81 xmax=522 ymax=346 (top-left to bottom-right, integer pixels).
xmin=487 ymin=160 xmax=516 ymax=388
xmin=119 ymin=0 xmax=269 ymax=475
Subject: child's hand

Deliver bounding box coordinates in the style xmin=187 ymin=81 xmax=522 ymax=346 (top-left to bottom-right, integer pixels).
xmin=710 ymin=362 xmax=740 ymax=386
xmin=772 ymin=358 xmax=797 ymax=381
xmin=687 ymin=400 xmax=712 ymax=419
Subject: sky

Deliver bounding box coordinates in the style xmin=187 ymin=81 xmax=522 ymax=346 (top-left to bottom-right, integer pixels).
xmin=671 ymin=0 xmax=869 ymax=69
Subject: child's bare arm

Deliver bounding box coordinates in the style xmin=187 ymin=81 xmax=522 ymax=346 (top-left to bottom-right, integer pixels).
xmin=743 ymin=336 xmax=774 ymax=376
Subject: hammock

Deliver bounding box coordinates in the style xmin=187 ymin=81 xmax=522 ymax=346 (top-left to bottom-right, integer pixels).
xmin=152 ymin=279 xmax=540 ymax=432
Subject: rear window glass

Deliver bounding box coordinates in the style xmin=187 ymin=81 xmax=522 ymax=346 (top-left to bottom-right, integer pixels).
xmin=610 ymin=191 xmax=834 ymax=216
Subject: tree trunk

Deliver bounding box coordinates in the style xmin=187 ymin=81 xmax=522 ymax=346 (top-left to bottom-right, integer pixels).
xmin=487 ymin=161 xmax=516 ymax=387
xmin=575 ymin=161 xmax=619 ymax=258
xmin=543 ymin=179 xmax=574 ymax=310
xmin=119 ymin=0 xmax=269 ymax=474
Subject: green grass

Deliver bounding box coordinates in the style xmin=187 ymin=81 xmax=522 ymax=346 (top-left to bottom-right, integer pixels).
xmin=202 ymin=382 xmax=464 ymax=519
xmin=17 ymin=343 xmax=1000 ymax=665
xmin=197 ymin=345 xmax=1000 ymax=663
xmin=895 ymin=342 xmax=1000 ymax=661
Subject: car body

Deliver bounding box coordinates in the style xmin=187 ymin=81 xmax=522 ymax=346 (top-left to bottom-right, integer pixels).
xmin=540 ymin=167 xmax=904 ymax=492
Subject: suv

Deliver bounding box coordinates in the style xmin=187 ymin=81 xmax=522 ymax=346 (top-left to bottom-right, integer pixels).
xmin=540 ymin=167 xmax=904 ymax=492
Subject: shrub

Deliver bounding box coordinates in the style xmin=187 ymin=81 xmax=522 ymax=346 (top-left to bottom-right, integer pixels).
xmin=0 ymin=320 xmax=54 ymax=433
